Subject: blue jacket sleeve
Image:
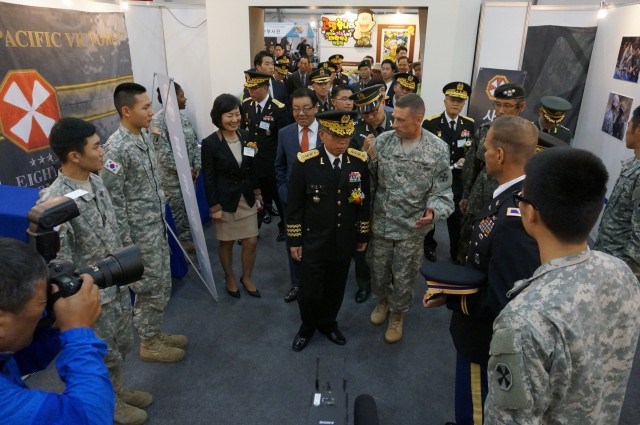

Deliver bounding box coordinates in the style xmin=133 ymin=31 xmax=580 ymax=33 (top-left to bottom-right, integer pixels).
xmin=0 ymin=328 xmax=114 ymax=425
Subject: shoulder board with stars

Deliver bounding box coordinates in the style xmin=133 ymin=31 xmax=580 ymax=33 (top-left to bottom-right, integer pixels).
xmin=506 ymin=207 xmax=521 ymax=217
xmin=347 ymin=147 xmax=368 ymax=162
xmin=271 ymin=98 xmax=285 ymax=108
xmin=426 ymin=114 xmax=441 ymax=121
xmin=297 ymin=149 xmax=319 ymax=163
xmin=460 ymin=115 xmax=474 ymax=122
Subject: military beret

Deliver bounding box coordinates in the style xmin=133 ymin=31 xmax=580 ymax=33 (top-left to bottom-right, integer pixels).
xmin=420 ymin=263 xmax=484 ymax=301
xmin=358 ymin=60 xmax=372 ymax=69
xmin=244 ymin=70 xmax=271 ymax=88
xmin=328 ymin=54 xmax=344 ymax=64
xmin=539 ymin=96 xmax=572 ymax=124
xmin=494 ymin=83 xmax=525 ymax=99
xmin=309 ymin=68 xmax=332 ymax=83
xmin=443 ymin=81 xmax=472 ymax=100
xmin=316 ymin=110 xmax=358 ymax=137
xmin=350 ymin=84 xmax=384 ymax=113
xmin=394 ymin=72 xmax=420 ymax=92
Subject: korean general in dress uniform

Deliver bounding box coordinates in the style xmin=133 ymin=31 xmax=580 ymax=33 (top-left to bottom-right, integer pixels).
xmin=287 ymin=110 xmax=371 ymax=352
xmin=422 ymin=82 xmax=475 ymax=262
xmin=534 ymin=95 xmax=573 ymax=144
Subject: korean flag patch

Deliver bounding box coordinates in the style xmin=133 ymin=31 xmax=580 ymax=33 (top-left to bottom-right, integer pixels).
xmin=104 ymin=159 xmax=122 ymax=175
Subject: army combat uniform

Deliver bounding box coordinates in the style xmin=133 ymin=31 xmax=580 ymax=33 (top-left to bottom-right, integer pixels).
xmin=594 ymin=157 xmax=640 ymax=279
xmin=150 ymin=109 xmax=201 ymax=242
xmin=38 ymin=172 xmax=133 ymax=397
xmin=100 ymin=126 xmax=172 ymax=342
xmin=485 ymin=248 xmax=640 ymax=424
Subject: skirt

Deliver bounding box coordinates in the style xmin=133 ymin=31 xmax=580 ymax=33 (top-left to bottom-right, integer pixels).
xmin=214 ymin=195 xmax=259 ymax=241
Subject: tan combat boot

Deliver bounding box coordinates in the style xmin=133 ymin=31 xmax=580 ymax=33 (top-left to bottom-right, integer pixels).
xmin=159 ymin=332 xmax=188 ymax=349
xmin=114 ymin=396 xmax=148 ymax=425
xmin=370 ymin=297 xmax=390 ymax=326
xmin=384 ymin=312 xmax=404 ymax=344
xmin=118 ymin=387 xmax=154 ymax=409
xmin=140 ymin=335 xmax=185 ymax=363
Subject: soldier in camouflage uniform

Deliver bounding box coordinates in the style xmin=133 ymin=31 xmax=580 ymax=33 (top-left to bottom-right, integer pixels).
xmin=458 ymin=83 xmax=527 ymax=264
xmin=485 ymin=148 xmax=640 ymax=424
xmin=100 ymin=83 xmax=187 ymax=365
xmin=150 ymin=82 xmax=201 ymax=253
xmin=595 ymin=105 xmax=640 ymax=279
xmin=368 ymin=94 xmax=454 ymax=344
xmin=40 ymin=118 xmax=150 ymax=425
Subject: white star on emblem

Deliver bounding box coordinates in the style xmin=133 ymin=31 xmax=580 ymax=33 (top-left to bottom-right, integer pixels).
xmin=30 ymin=158 xmax=37 ymax=167
xmin=47 ymin=153 xmax=54 ymax=162
xmin=38 ymin=155 xmax=45 ymax=164
xmin=3 ymin=80 xmax=56 ymax=145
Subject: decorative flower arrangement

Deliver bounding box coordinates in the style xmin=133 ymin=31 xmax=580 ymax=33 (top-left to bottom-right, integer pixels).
xmin=460 ymin=129 xmax=471 ymax=139
xmin=246 ymin=142 xmax=258 ymax=151
xmin=348 ymin=188 xmax=365 ymax=204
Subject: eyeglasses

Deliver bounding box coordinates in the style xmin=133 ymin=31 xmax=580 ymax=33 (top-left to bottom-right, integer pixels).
xmin=513 ymin=191 xmax=537 ymax=210
xmin=494 ymin=101 xmax=520 ymax=111
xmin=292 ymin=106 xmax=315 ymax=114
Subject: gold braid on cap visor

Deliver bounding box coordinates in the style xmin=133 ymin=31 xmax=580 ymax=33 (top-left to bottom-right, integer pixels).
xmin=319 ymin=117 xmax=356 ymax=136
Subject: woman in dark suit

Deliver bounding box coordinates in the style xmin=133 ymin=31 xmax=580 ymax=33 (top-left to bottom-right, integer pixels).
xmin=202 ymin=94 xmax=263 ymax=298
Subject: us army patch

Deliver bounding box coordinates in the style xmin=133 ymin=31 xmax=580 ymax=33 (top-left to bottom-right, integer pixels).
xmin=438 ymin=171 xmax=449 ymax=182
xmin=297 ymin=149 xmax=319 ymax=163
xmin=347 ymin=147 xmax=368 ymax=162
xmin=495 ymin=363 xmax=513 ymax=391
xmin=104 ymin=159 xmax=122 ymax=174
xmin=506 ymin=207 xmax=521 ymax=217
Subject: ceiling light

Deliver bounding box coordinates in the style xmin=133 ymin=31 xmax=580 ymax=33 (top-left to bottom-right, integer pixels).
xmin=120 ymin=1 xmax=129 ymax=11
xmin=597 ymin=0 xmax=608 ymax=19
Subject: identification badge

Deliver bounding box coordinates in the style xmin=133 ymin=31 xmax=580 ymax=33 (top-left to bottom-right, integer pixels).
xmin=243 ymin=147 xmax=256 ymax=157
xmin=259 ymin=121 xmax=271 ymax=131
xmin=457 ymin=139 xmax=467 ymax=148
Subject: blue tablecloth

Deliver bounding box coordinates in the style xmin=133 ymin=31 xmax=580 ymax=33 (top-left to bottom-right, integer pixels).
xmin=0 ymin=184 xmax=40 ymax=242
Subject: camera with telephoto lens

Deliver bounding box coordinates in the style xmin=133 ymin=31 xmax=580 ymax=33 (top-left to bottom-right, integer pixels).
xmin=26 ymin=195 xmax=144 ymax=324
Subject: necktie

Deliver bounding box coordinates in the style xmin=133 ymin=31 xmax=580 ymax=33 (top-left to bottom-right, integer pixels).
xmin=376 ymin=126 xmax=385 ymax=135
xmin=256 ymin=104 xmax=262 ymax=117
xmin=301 ymin=127 xmax=310 ymax=152
xmin=301 ymin=74 xmax=306 ymax=87
xmin=449 ymin=120 xmax=456 ymax=131
xmin=333 ymin=157 xmax=341 ymax=180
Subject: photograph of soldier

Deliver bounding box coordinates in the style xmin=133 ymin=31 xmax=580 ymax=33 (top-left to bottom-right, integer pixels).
xmin=613 ymin=37 xmax=640 ymax=83
xmin=534 ymin=95 xmax=573 ymax=145
xmin=601 ymin=92 xmax=634 ymax=141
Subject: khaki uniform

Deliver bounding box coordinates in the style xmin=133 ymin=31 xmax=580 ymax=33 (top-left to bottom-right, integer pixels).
xmin=100 ymin=125 xmax=171 ymax=340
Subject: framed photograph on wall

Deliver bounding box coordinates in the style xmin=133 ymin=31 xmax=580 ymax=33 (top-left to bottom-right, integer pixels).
xmin=613 ymin=36 xmax=640 ymax=83
xmin=601 ymin=92 xmax=633 ymax=141
xmin=376 ymin=24 xmax=416 ymax=63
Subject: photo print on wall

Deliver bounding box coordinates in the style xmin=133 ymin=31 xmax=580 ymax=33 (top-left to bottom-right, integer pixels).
xmin=602 ymin=92 xmax=634 ymax=141
xmin=613 ymin=36 xmax=640 ymax=83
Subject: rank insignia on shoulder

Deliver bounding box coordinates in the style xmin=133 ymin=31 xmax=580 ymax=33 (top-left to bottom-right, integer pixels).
xmin=347 ymin=147 xmax=368 ymax=162
xmin=426 ymin=114 xmax=440 ymax=120
xmin=367 ymin=145 xmax=377 ymax=161
xmin=272 ymin=98 xmax=285 ymax=108
xmin=104 ymin=159 xmax=122 ymax=174
xmin=297 ymin=149 xmax=319 ymax=163
xmin=460 ymin=115 xmax=474 ymax=122
xmin=506 ymin=207 xmax=521 ymax=217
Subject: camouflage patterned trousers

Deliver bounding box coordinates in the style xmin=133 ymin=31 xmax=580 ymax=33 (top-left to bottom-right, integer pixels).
xmin=164 ymin=184 xmax=191 ymax=241
xmin=93 ymin=286 xmax=133 ymax=388
xmin=130 ymin=225 xmax=172 ymax=340
xmin=367 ymin=233 xmax=424 ymax=313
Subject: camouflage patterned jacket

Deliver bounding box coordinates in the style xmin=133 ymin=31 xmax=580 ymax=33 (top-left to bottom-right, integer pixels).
xmin=594 ymin=157 xmax=640 ymax=278
xmin=150 ymin=109 xmax=201 ymax=187
xmin=461 ymin=122 xmax=491 ymax=199
xmin=38 ymin=172 xmax=123 ymax=304
xmin=485 ymin=248 xmax=640 ymax=424
xmin=368 ymin=128 xmax=454 ymax=240
xmin=99 ymin=125 xmax=166 ymax=247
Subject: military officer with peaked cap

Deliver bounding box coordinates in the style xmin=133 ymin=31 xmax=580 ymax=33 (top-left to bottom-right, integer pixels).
xmin=422 ymin=82 xmax=475 ymax=263
xmin=534 ymin=95 xmax=573 ymax=144
xmin=287 ymin=110 xmax=370 ymax=352
xmin=350 ymin=84 xmax=394 ymax=152
xmin=329 ymin=54 xmax=350 ymax=86
xmin=391 ymin=72 xmax=420 ymax=105
xmin=274 ymin=55 xmax=290 ymax=83
xmin=309 ymin=67 xmax=334 ymax=114
xmin=242 ymin=70 xmax=291 ymax=236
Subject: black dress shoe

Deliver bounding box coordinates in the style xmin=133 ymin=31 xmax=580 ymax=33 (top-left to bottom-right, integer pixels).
xmin=425 ymin=250 xmax=437 ymax=262
xmin=292 ymin=333 xmax=310 ymax=352
xmin=322 ymin=329 xmax=346 ymax=345
xmin=284 ymin=286 xmax=299 ymax=302
xmin=263 ymin=211 xmax=272 ymax=224
xmin=276 ymin=231 xmax=286 ymax=242
xmin=355 ymin=289 xmax=370 ymax=304
xmin=226 ymin=287 xmax=240 ymax=298
xmin=240 ymin=278 xmax=261 ymax=298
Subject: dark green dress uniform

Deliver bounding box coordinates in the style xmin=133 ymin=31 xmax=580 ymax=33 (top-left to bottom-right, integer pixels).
xmin=447 ymin=179 xmax=540 ymax=425
xmin=241 ymin=70 xmax=291 ymax=231
xmin=534 ymin=120 xmax=573 ymax=144
xmin=287 ymin=114 xmax=370 ymax=342
xmin=422 ymin=112 xmax=475 ymax=261
xmin=351 ymin=111 xmax=393 ymax=150
xmin=310 ymin=67 xmax=334 ymax=114
xmin=534 ymin=95 xmax=573 ymax=144
xmin=328 ymin=55 xmax=350 ymax=86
